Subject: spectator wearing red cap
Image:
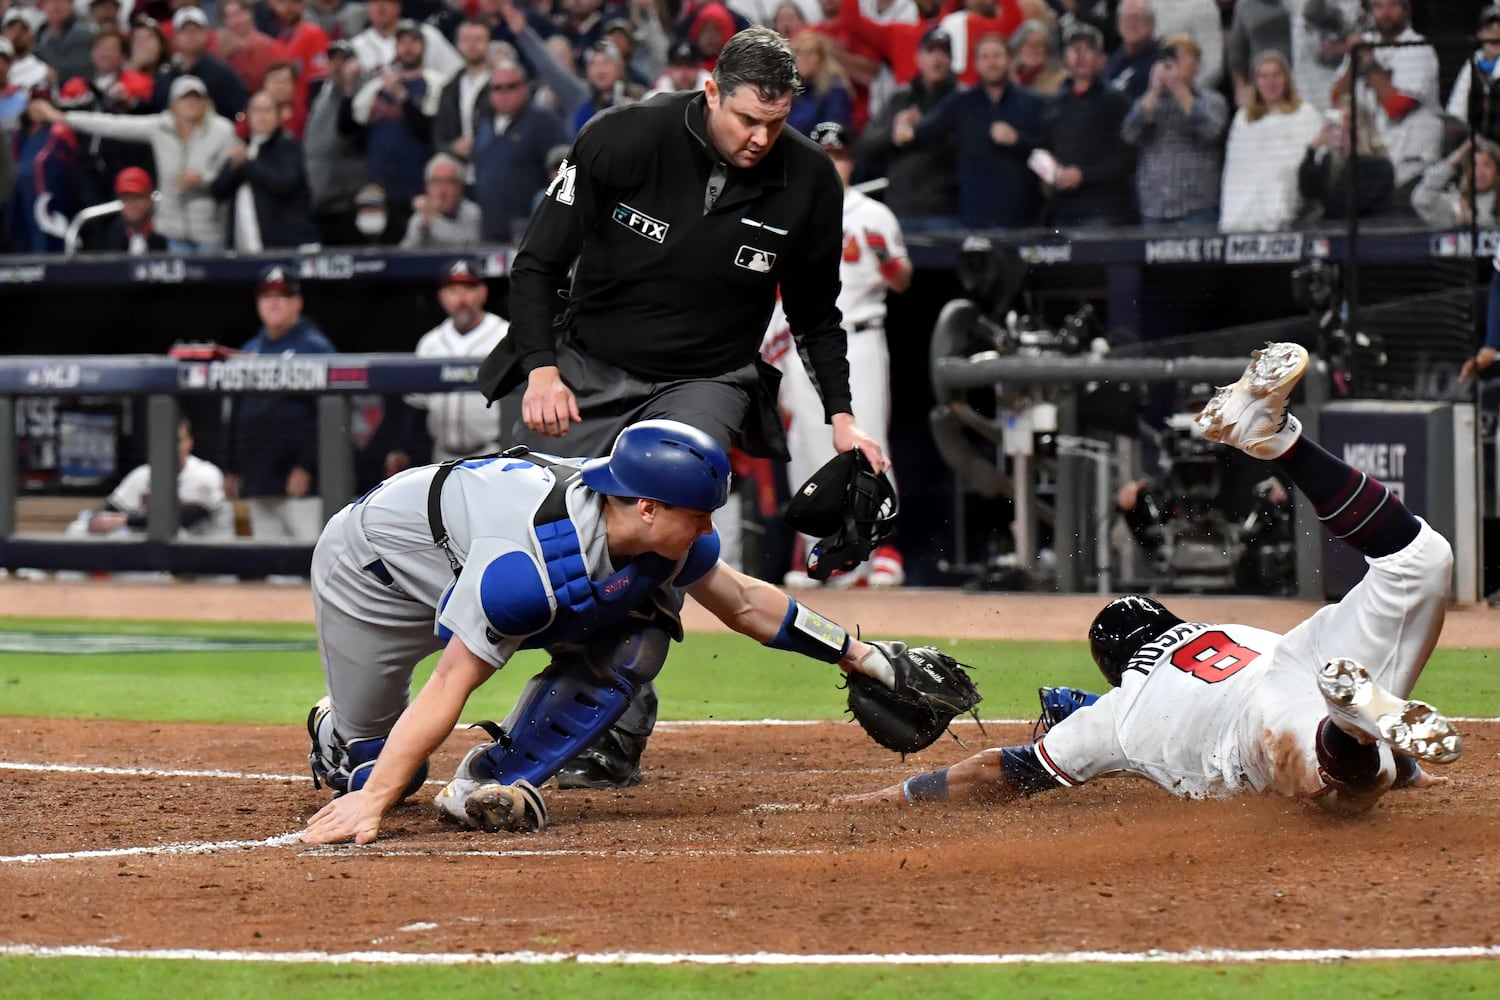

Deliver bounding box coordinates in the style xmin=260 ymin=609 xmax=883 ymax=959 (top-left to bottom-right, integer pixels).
xmin=33 ymin=73 xmax=237 ymax=251
xmin=210 ymin=88 xmax=318 ymax=249
xmin=386 ymin=258 xmax=514 ymax=472
xmin=81 ymin=165 xmax=171 ymax=252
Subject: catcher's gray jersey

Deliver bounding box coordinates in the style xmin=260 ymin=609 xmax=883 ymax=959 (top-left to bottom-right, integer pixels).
xmin=311 ymin=455 xmax=720 ymax=738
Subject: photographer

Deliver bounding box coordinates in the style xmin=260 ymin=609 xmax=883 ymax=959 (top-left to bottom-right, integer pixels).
xmin=1120 ymin=34 xmax=1228 ymax=227
xmin=1115 ymin=404 xmax=1295 ymax=595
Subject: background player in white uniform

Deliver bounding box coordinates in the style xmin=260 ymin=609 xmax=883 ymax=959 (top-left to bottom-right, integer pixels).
xmin=768 ymin=121 xmax=912 ymax=588
xmin=67 ymin=418 xmax=233 ymax=540
xmin=300 ymin=419 xmax=941 ymax=845
xmin=386 ymin=260 xmax=512 ymax=472
xmin=834 ymin=343 xmax=1461 ymax=817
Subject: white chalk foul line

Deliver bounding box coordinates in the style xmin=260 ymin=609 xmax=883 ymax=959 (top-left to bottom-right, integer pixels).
xmin=2 ymin=833 xmax=304 ymax=864
xmin=0 ymin=761 xmax=306 ymax=782
xmin=2 ymin=943 xmax=1498 ymax=967
xmin=4 ymin=835 xmax=833 ymax=865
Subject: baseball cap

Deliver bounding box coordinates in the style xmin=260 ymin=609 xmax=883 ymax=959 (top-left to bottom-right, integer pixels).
xmin=115 ymin=166 xmax=153 ymax=196
xmin=810 ymin=120 xmax=851 ymax=153
xmin=0 ymin=37 xmax=12 ymax=60
xmin=394 ymin=18 xmax=423 ymax=40
xmin=1483 ymin=4 xmax=1500 ymax=27
xmin=354 ymin=184 xmax=386 ymax=208
xmin=90 ymin=0 xmax=120 ymax=8
xmin=440 ymin=259 xmax=483 ymax=288
xmin=667 ymin=38 xmax=698 ymax=66
xmin=918 ymin=26 xmax=951 ymax=52
xmin=602 ymin=16 xmax=634 ymax=39
xmin=172 ymin=6 xmax=209 ymax=31
xmin=256 ymin=264 xmax=301 ymax=297
xmin=1063 ymin=22 xmax=1105 ymax=50
xmin=168 ymin=74 xmax=208 ymax=101
xmin=2 ymin=8 xmax=29 ymax=28
xmin=328 ymin=38 xmax=355 ymax=59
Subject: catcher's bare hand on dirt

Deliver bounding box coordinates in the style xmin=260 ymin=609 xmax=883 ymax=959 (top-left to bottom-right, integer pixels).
xmin=300 ymin=791 xmax=386 ymax=845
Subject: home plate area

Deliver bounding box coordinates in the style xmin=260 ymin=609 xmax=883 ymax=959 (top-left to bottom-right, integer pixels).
xmin=3 ymin=717 xmax=1497 ymax=960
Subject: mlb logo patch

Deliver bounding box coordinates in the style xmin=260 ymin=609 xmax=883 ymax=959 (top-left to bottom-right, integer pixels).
xmin=613 ymin=203 xmax=669 ymax=243
xmin=735 ymin=245 xmax=776 ymax=272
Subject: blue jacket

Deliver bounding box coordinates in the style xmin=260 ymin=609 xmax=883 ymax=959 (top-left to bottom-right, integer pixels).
xmin=474 ymin=101 xmax=568 ymax=243
xmin=231 ymin=319 xmax=337 ymax=498
xmin=913 ymin=82 xmax=1045 ymax=230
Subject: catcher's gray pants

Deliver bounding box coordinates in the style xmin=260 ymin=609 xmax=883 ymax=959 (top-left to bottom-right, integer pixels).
xmin=311 ymin=503 xmax=445 ymax=740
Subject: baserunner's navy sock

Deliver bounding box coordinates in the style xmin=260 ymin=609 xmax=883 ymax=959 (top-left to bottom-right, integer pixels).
xmin=1273 ymin=437 xmax=1419 ymax=558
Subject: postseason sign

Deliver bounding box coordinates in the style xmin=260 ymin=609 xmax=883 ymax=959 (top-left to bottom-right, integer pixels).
xmin=178 ymin=358 xmax=330 ymax=393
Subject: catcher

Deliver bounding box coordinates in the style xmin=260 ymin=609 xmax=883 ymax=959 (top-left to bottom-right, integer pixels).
xmin=300 ymin=419 xmax=979 ymax=845
xmin=833 ymin=343 xmax=1462 ymax=817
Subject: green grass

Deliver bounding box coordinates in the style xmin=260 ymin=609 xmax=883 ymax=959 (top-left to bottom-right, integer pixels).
xmin=3 ymin=615 xmax=1496 ymax=996
xmin=0 ymin=617 xmax=1492 ymax=724
xmin=2 ymin=955 xmax=1497 ymax=1000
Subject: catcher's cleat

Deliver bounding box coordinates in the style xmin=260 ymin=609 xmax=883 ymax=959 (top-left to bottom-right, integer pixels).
xmin=1195 ymin=342 xmax=1309 ymax=460
xmin=435 ymin=777 xmax=549 ymax=833
xmin=1033 ymin=686 xmax=1100 ymax=741
xmin=555 ymin=728 xmax=647 ymax=790
xmin=1318 ymin=658 xmax=1461 ymax=765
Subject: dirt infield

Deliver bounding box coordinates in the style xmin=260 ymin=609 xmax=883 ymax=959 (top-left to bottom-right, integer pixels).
xmin=3 ymin=580 xmax=1498 ymax=960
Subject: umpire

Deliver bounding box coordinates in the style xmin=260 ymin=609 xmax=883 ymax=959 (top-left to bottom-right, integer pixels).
xmin=478 ymin=25 xmax=888 ymax=790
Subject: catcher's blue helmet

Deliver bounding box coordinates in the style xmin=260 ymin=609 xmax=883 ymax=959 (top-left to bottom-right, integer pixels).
xmin=581 ymin=419 xmax=730 ymax=512
xmin=1087 ymin=595 xmax=1185 ymax=687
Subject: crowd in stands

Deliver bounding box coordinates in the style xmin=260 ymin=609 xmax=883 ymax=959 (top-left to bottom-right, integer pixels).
xmin=2 ymin=0 xmax=1498 ymax=254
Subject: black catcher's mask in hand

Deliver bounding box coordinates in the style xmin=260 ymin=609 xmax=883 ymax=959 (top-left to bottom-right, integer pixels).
xmin=784 ymin=449 xmax=898 ymax=581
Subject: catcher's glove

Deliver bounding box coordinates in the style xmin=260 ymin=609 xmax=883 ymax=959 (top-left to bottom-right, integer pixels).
xmin=844 ymin=641 xmax=983 ymax=754
xmin=1032 ymin=686 xmax=1100 ymax=741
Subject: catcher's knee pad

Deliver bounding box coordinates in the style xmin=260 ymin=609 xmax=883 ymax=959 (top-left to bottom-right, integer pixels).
xmin=307 ymin=698 xmax=428 ymax=800
xmin=467 ymin=627 xmax=668 ymax=788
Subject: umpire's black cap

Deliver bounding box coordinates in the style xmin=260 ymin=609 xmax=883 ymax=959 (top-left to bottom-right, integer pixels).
xmin=256 ymin=264 xmax=301 ymax=297
xmin=441 ymin=259 xmax=483 ymax=287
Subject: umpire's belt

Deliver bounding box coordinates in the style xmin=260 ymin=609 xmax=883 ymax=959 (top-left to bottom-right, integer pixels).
xmin=851 ymin=319 xmax=883 ymax=333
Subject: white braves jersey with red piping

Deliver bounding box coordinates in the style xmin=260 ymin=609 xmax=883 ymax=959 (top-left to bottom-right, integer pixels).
xmin=1036 ymin=620 xmax=1287 ymax=798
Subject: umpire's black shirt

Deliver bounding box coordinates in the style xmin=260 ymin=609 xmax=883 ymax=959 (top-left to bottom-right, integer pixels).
xmin=508 ymin=90 xmax=854 ymax=417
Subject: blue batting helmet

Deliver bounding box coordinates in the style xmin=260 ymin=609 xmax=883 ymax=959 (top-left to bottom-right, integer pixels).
xmin=581 ymin=419 xmax=731 ymax=512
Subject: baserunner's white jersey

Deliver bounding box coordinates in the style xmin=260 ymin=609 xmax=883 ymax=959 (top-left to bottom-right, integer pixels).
xmin=1038 ymin=620 xmax=1291 ymax=798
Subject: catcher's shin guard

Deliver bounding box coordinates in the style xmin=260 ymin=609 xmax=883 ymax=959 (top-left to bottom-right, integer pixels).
xmin=307 ymin=697 xmax=429 ymax=800
xmin=467 ymin=626 xmax=669 ymax=789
